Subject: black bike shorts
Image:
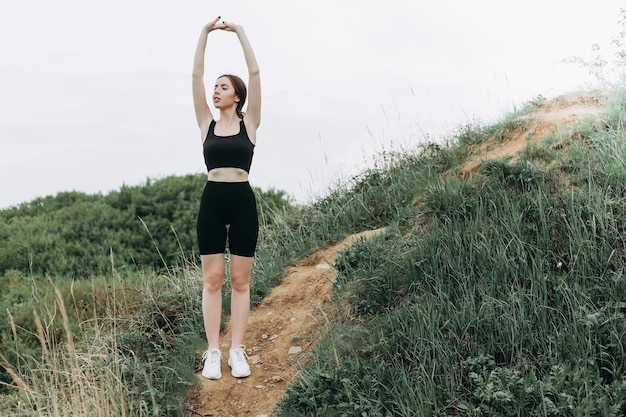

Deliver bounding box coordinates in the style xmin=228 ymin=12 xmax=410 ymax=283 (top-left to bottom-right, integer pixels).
xmin=196 ymin=181 xmax=259 ymax=257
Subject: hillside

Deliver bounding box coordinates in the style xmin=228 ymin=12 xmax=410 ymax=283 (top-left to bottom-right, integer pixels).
xmin=3 ymin=89 xmax=626 ymax=417
xmin=186 ymin=91 xmax=618 ymax=416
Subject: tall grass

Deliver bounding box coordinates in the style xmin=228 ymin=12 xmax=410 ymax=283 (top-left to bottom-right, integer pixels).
xmin=278 ymin=91 xmax=626 ymax=416
xmin=1 ymin=257 xmax=206 ymax=416
xmin=250 ymin=147 xmax=442 ymax=305
xmin=2 ymin=286 xmax=156 ymax=417
xmin=0 ymin=140 xmax=441 ymax=416
xmin=3 ymin=90 xmax=623 ymax=416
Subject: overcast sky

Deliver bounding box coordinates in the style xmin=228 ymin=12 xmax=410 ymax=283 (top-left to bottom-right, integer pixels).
xmin=1 ymin=1 xmax=624 ymax=209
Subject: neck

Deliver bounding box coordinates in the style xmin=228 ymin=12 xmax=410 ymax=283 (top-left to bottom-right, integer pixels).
xmin=218 ymin=110 xmax=240 ymax=124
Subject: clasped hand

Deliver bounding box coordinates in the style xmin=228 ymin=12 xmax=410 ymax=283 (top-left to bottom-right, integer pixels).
xmin=205 ymin=16 xmax=242 ymax=33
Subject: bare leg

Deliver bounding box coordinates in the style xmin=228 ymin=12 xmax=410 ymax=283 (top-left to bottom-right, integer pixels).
xmin=201 ymin=254 xmax=225 ymax=349
xmin=229 ymin=254 xmax=254 ymax=348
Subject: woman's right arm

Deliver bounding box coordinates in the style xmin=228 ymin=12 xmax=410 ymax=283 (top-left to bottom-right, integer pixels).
xmin=192 ymin=17 xmax=223 ymax=131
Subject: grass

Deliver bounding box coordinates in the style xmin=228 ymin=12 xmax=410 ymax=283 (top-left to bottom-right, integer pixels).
xmin=3 ymin=89 xmax=626 ymax=416
xmin=277 ymin=90 xmax=626 ymax=416
xmin=0 ymin=143 xmax=436 ymax=415
xmin=1 ymin=257 xmax=206 ymax=416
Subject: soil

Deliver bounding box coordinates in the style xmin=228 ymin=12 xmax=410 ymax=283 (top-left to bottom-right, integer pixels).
xmin=186 ymin=228 xmax=385 ymax=417
xmin=185 ymin=91 xmax=609 ymax=417
xmin=457 ymin=92 xmax=607 ymax=176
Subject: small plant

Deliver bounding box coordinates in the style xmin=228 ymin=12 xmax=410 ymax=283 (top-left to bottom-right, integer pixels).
xmin=462 ymin=355 xmax=626 ymax=416
xmin=278 ymin=360 xmax=386 ymax=416
xmin=480 ymin=159 xmax=542 ymax=190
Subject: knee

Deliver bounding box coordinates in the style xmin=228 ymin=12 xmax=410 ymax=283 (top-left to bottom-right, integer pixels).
xmin=230 ymin=273 xmax=250 ymax=293
xmin=203 ymin=271 xmax=224 ymax=293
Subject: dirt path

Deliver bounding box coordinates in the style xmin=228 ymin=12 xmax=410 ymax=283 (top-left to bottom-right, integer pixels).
xmin=458 ymin=92 xmax=607 ymax=176
xmin=184 ymin=92 xmax=608 ymax=417
xmin=186 ymin=228 xmax=385 ymax=417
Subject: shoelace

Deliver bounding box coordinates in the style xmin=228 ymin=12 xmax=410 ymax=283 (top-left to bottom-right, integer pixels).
xmin=202 ymin=349 xmax=221 ymax=363
xmin=231 ymin=345 xmax=248 ymax=362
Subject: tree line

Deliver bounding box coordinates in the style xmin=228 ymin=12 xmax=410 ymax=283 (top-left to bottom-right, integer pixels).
xmin=0 ymin=174 xmax=293 ymax=278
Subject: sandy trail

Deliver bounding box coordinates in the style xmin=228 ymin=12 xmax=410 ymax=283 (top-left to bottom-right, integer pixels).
xmin=186 ymin=228 xmax=385 ymax=417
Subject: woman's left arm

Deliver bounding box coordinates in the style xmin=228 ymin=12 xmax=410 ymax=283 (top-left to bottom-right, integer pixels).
xmin=223 ymin=22 xmax=261 ymax=131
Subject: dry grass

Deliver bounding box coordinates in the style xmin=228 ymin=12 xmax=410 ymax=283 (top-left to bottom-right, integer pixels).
xmin=1 ymin=283 xmax=156 ymax=417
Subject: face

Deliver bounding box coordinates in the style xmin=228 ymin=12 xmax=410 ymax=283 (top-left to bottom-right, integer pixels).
xmin=213 ymin=76 xmax=240 ymax=109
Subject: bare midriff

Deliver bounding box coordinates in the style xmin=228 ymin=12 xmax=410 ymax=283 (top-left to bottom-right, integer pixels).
xmin=207 ymin=167 xmax=249 ymax=182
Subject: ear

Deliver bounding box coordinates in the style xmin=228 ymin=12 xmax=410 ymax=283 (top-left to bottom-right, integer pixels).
xmin=235 ymin=96 xmax=240 ymax=103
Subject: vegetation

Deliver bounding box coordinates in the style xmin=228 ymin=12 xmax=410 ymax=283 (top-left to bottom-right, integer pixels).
xmin=276 ymin=90 xmax=626 ymax=416
xmin=4 ymin=39 xmax=626 ymax=414
xmin=0 ymin=174 xmax=296 ymax=277
xmin=3 ymin=89 xmax=626 ymax=416
xmin=0 ymin=175 xmax=299 ymax=415
xmin=0 ymin=142 xmax=426 ymax=414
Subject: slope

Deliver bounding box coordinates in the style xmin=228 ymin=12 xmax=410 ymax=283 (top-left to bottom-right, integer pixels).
xmin=185 ymin=91 xmax=609 ymax=417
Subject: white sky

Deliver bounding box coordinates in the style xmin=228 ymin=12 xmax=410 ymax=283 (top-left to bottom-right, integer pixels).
xmin=1 ymin=1 xmax=624 ymax=209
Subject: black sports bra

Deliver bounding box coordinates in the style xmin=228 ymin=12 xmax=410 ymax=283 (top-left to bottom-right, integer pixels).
xmin=203 ymin=120 xmax=255 ymax=173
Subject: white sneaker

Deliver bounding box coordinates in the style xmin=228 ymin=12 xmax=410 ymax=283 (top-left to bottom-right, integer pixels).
xmin=201 ymin=348 xmax=222 ymax=380
xmin=228 ymin=346 xmax=251 ymax=378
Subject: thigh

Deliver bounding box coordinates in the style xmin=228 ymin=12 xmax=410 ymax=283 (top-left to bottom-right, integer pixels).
xmin=228 ymin=186 xmax=259 ymax=257
xmin=197 ymin=183 xmax=228 ymax=255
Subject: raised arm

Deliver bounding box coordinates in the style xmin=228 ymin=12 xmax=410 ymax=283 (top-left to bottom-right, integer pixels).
xmin=223 ymin=22 xmax=261 ymax=132
xmin=192 ymin=17 xmax=225 ymax=132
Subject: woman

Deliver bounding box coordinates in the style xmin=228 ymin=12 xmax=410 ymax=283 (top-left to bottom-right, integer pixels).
xmin=192 ymin=16 xmax=261 ymax=380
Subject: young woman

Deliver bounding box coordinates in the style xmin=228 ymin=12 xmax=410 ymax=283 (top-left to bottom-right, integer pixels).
xmin=192 ymin=16 xmax=261 ymax=380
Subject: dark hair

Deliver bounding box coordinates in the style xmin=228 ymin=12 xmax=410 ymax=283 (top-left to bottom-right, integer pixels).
xmin=219 ymin=74 xmax=247 ymax=119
